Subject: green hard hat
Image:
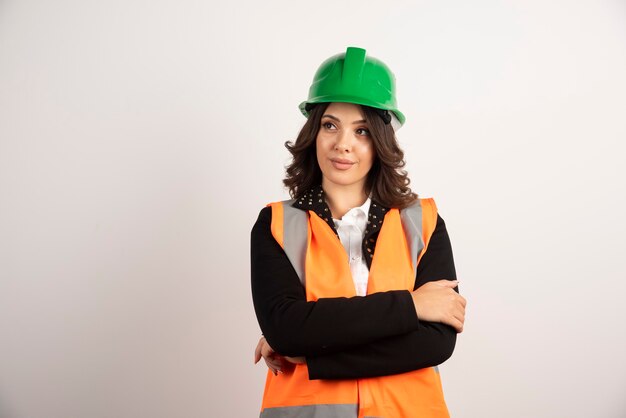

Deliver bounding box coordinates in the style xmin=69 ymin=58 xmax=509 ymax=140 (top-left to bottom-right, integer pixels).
xmin=299 ymin=46 xmax=405 ymax=127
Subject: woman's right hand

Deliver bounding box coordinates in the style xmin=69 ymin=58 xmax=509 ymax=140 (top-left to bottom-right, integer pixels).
xmin=254 ymin=337 xmax=283 ymax=375
xmin=254 ymin=337 xmax=305 ymax=375
xmin=411 ymin=280 xmax=466 ymax=333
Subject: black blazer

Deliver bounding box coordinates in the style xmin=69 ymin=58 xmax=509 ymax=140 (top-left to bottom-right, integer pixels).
xmin=251 ymin=188 xmax=459 ymax=380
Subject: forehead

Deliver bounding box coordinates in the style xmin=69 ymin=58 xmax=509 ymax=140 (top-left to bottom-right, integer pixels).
xmin=322 ymin=102 xmax=366 ymax=122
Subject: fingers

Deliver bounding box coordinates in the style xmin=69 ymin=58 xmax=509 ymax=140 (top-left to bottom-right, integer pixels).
xmin=442 ymin=311 xmax=464 ymax=332
xmin=414 ymin=279 xmax=467 ymax=331
xmin=254 ymin=337 xmax=265 ymax=364
xmin=284 ymin=356 xmax=306 ymax=364
xmin=437 ymin=291 xmax=466 ymax=332
xmin=264 ymin=361 xmax=279 ymax=375
xmin=264 ymin=356 xmax=283 ymax=375
xmin=451 ymin=317 xmax=464 ymax=333
xmin=261 ymin=341 xmax=275 ymax=358
xmin=453 ymin=309 xmax=465 ymax=325
xmin=267 ymin=356 xmax=283 ymax=369
xmin=439 ymin=279 xmax=459 ymax=287
xmin=451 ymin=301 xmax=466 ymax=333
xmin=255 ymin=338 xmax=283 ymax=375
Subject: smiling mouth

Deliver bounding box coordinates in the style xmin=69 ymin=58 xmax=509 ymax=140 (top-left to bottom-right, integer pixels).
xmin=330 ymin=158 xmax=355 ymax=170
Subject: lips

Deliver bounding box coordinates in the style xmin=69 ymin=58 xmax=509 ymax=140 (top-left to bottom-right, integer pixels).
xmin=330 ymin=158 xmax=355 ymax=171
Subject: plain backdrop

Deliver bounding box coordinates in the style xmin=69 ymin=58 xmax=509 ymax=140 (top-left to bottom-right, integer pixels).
xmin=1 ymin=0 xmax=625 ymax=417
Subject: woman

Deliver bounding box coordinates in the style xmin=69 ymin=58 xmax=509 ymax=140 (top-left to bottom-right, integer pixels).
xmin=251 ymin=47 xmax=466 ymax=418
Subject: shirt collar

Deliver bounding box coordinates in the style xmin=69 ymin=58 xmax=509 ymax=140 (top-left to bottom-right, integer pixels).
xmin=333 ymin=197 xmax=370 ymax=223
xmin=291 ymin=184 xmax=388 ymax=236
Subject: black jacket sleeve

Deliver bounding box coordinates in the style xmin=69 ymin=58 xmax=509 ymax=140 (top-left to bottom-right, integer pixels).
xmin=306 ymin=214 xmax=459 ymax=380
xmin=251 ymin=206 xmax=420 ymax=357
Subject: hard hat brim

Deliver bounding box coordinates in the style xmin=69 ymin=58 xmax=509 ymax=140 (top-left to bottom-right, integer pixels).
xmin=299 ymin=98 xmax=406 ymax=127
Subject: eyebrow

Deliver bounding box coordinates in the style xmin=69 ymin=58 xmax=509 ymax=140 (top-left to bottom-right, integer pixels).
xmin=322 ymin=114 xmax=367 ymax=124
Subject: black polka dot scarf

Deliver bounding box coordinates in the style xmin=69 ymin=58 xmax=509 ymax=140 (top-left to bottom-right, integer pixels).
xmin=291 ymin=184 xmax=389 ymax=269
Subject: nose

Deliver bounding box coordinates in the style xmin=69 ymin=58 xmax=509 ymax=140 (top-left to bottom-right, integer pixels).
xmin=334 ymin=130 xmax=352 ymax=152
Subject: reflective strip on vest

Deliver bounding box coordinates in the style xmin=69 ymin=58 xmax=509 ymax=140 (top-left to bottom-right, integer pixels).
xmin=399 ymin=199 xmax=425 ymax=278
xmin=281 ymin=199 xmax=308 ymax=286
xmin=263 ymin=198 xmax=448 ymax=418
xmin=279 ymin=198 xmax=428 ymax=285
xmin=260 ymin=403 xmax=358 ymax=418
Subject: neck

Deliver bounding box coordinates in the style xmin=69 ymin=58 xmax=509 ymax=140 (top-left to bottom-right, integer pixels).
xmin=322 ymin=179 xmax=368 ymax=219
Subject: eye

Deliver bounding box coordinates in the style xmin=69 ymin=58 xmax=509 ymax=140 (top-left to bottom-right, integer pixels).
xmin=322 ymin=121 xmax=337 ymax=130
xmin=356 ymin=127 xmax=370 ymax=136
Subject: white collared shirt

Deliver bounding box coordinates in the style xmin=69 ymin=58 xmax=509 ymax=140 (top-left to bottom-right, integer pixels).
xmin=332 ymin=198 xmax=371 ymax=296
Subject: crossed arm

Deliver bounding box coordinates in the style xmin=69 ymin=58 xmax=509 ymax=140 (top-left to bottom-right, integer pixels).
xmin=250 ymin=206 xmax=465 ymax=380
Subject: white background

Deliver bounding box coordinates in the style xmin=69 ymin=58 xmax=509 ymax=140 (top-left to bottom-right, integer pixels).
xmin=1 ymin=0 xmax=625 ymax=417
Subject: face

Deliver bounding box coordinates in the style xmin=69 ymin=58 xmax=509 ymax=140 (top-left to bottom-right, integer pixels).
xmin=316 ymin=102 xmax=375 ymax=192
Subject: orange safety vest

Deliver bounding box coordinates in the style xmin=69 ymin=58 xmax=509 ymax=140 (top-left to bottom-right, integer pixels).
xmin=260 ymin=198 xmax=449 ymax=418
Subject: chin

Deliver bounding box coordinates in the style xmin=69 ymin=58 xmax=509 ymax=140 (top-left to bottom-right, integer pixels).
xmin=323 ymin=172 xmax=367 ymax=188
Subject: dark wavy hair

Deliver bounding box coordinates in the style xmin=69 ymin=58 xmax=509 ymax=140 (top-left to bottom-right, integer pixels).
xmin=283 ymin=103 xmax=418 ymax=209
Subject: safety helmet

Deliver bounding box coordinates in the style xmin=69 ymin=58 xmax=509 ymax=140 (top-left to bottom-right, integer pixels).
xmin=299 ymin=46 xmax=405 ymax=129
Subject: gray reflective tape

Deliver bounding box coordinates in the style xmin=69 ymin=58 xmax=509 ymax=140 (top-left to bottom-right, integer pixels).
xmin=261 ymin=403 xmax=358 ymax=418
xmin=281 ymin=200 xmax=308 ymax=286
xmin=281 ymin=199 xmax=425 ymax=285
xmin=400 ymin=200 xmax=425 ymax=277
